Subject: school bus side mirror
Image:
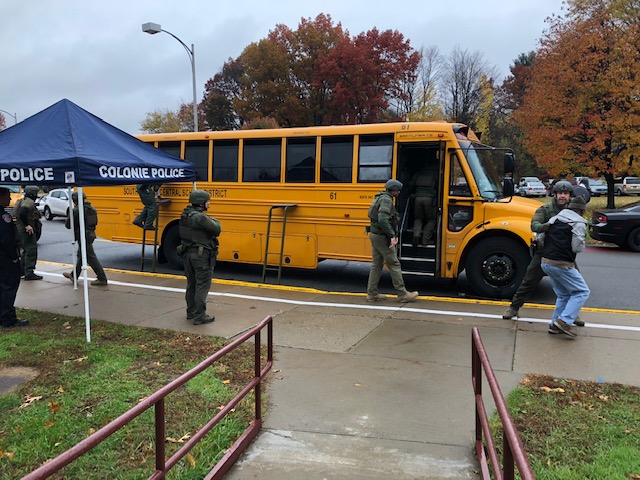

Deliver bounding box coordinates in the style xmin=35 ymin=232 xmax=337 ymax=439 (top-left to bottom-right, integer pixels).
xmin=503 ymin=152 xmax=515 ymax=175
xmin=503 ymin=177 xmax=514 ymax=197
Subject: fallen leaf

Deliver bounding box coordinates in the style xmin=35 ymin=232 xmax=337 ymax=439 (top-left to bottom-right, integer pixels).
xmin=222 ymin=379 xmax=231 ymax=384
xmin=74 ymin=356 xmax=88 ymax=363
xmin=187 ymin=453 xmax=196 ymax=467
xmin=354 ymin=383 xmax=364 ymax=387
xmin=20 ymin=395 xmax=43 ymax=409
xmin=49 ymin=401 xmax=62 ymax=414
xmin=0 ymin=450 xmax=15 ymax=460
xmin=625 ymin=474 xmax=640 ymax=479
xmin=44 ymin=420 xmax=55 ymax=429
xmin=540 ymin=386 xmax=565 ymax=393
xmin=57 ymin=386 xmax=65 ymax=393
xmin=598 ymin=394 xmax=609 ymax=401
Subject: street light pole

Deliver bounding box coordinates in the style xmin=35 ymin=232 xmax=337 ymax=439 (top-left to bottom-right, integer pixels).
xmin=142 ymin=22 xmax=198 ymax=132
xmin=0 ymin=109 xmax=18 ymax=125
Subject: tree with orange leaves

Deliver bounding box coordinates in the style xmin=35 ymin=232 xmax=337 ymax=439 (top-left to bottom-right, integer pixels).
xmin=514 ymin=0 xmax=640 ymax=207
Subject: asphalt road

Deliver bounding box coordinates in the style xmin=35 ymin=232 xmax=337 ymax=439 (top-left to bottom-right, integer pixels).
xmin=35 ymin=217 xmax=639 ymax=311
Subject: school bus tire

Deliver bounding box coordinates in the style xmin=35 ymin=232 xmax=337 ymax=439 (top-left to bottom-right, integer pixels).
xmin=162 ymin=224 xmax=183 ymax=270
xmin=465 ymin=237 xmax=529 ymax=299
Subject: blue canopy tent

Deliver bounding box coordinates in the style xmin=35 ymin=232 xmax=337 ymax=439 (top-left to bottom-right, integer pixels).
xmin=0 ymin=98 xmax=195 ymax=186
xmin=0 ymin=99 xmax=197 ymax=341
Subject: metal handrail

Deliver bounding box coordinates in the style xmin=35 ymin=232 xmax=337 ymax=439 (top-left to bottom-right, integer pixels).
xmin=24 ymin=316 xmax=274 ymax=480
xmin=471 ymin=327 xmax=534 ymax=480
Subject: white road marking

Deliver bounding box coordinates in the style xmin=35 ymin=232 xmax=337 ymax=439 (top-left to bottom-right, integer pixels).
xmin=41 ymin=272 xmax=640 ymax=334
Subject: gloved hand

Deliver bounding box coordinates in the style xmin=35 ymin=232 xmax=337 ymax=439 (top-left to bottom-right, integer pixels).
xmin=541 ymin=223 xmax=550 ymax=232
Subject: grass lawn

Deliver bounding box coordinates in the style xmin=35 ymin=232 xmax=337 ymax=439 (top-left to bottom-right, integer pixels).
xmin=493 ymin=374 xmax=640 ymax=479
xmin=0 ymin=309 xmax=262 ymax=480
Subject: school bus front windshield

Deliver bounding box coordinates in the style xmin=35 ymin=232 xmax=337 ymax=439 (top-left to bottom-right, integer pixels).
xmin=458 ymin=140 xmax=505 ymax=200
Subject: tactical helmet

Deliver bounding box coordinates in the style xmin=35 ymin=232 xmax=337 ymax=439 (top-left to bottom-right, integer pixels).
xmin=24 ymin=185 xmax=39 ymax=198
xmin=384 ymin=179 xmax=403 ymax=192
xmin=71 ymin=191 xmax=87 ymax=203
xmin=553 ymin=180 xmax=573 ymax=193
xmin=189 ymin=190 xmax=211 ymax=206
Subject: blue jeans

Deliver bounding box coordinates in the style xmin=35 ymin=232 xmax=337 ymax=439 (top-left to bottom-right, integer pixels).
xmin=541 ymin=262 xmax=590 ymax=325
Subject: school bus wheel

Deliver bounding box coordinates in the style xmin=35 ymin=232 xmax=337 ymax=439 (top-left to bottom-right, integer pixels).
xmin=465 ymin=237 xmax=529 ymax=299
xmin=161 ymin=224 xmax=183 ymax=270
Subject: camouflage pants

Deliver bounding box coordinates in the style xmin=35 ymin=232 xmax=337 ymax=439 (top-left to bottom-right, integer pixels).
xmin=183 ymin=250 xmax=215 ymax=323
xmin=366 ymin=233 xmax=408 ymax=297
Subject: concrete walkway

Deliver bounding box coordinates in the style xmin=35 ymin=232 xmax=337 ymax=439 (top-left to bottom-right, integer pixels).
xmin=10 ymin=262 xmax=640 ymax=479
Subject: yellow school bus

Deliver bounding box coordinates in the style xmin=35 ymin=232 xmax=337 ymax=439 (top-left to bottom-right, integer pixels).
xmin=7 ymin=185 xmax=22 ymax=210
xmin=85 ymin=122 xmax=538 ymax=298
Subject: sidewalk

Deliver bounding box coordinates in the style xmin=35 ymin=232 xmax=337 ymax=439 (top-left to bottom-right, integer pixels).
xmin=12 ymin=262 xmax=640 ymax=479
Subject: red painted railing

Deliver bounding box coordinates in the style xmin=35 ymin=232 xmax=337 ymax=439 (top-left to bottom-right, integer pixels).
xmin=471 ymin=327 xmax=534 ymax=480
xmin=23 ymin=315 xmax=273 ymax=480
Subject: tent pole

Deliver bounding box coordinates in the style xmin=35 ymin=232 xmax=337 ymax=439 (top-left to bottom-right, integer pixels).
xmin=68 ymin=187 xmax=78 ymax=289
xmin=77 ymin=187 xmax=91 ymax=343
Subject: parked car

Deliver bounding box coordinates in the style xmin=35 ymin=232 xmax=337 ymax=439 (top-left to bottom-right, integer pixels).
xmin=518 ymin=181 xmax=547 ymax=197
xmin=518 ymin=176 xmax=541 ymax=188
xmin=589 ymin=201 xmax=640 ymax=251
xmin=586 ymin=178 xmax=608 ymax=197
xmin=39 ymin=188 xmax=71 ymax=220
xmin=614 ymin=177 xmax=640 ymax=196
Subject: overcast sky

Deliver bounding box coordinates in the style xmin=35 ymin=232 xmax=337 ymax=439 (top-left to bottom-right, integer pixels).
xmin=1 ymin=0 xmax=565 ymax=134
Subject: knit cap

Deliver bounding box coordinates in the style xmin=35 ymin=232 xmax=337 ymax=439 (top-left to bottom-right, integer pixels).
xmin=568 ymin=196 xmax=587 ymax=211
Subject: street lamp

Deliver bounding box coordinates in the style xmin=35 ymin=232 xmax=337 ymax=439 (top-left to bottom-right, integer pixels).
xmin=142 ymin=22 xmax=198 ymax=132
xmin=0 ymin=109 xmax=17 ymax=125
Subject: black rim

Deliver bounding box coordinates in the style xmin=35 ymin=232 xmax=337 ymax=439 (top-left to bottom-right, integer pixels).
xmin=481 ymin=252 xmax=516 ymax=287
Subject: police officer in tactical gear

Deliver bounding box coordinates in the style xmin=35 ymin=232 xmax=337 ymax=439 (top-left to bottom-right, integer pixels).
xmin=132 ymin=183 xmax=159 ymax=230
xmin=179 ymin=190 xmax=221 ymax=325
xmin=63 ymin=191 xmax=108 ymax=286
xmin=366 ymin=179 xmax=419 ymax=302
xmin=572 ymin=178 xmax=591 ymax=204
xmin=502 ymin=180 xmax=584 ymax=327
xmin=14 ymin=185 xmax=43 ymax=280
xmin=0 ymin=187 xmax=29 ymax=328
xmin=409 ymin=159 xmax=437 ymax=246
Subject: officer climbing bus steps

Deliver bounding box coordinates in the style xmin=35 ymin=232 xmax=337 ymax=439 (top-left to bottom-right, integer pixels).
xmin=398 ymin=198 xmax=437 ymax=277
xmin=140 ymin=222 xmax=160 ymax=272
xmin=261 ymin=204 xmax=297 ymax=284
xmin=137 ymin=185 xmax=171 ymax=273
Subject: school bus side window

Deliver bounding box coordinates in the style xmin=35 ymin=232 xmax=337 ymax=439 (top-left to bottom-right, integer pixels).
xmin=212 ymin=140 xmax=239 ymax=182
xmin=358 ymin=134 xmax=393 ymax=182
xmin=449 ymin=154 xmax=472 ymax=197
xmin=157 ymin=141 xmax=181 ymax=160
xmin=184 ymin=140 xmax=209 ymax=181
xmin=320 ymin=136 xmax=353 ymax=183
xmin=286 ymin=137 xmax=316 ymax=183
xmin=243 ymin=138 xmax=281 ymax=182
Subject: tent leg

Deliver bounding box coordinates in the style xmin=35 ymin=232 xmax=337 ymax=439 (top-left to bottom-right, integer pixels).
xmin=152 ymin=223 xmax=158 ymax=273
xmin=141 ymin=229 xmax=146 ymax=272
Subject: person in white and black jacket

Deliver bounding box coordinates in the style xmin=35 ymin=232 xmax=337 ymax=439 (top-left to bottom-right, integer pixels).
xmin=540 ymin=196 xmax=590 ymax=338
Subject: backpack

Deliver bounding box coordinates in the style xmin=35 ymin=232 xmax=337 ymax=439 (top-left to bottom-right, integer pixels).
xmin=84 ymin=204 xmax=98 ymax=228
